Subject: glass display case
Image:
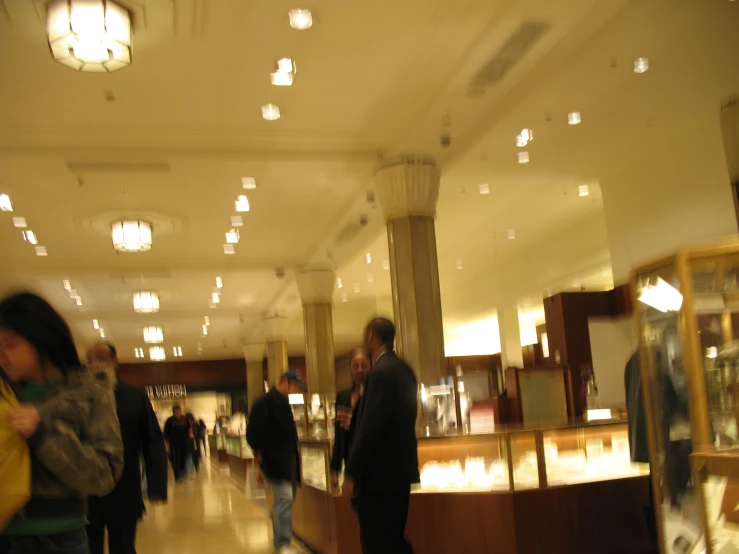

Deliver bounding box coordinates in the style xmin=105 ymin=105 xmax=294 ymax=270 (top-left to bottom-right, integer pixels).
xmin=306 ymin=394 xmax=337 ymax=440
xmin=633 ymin=240 xmax=739 ymax=554
xmin=692 ymin=449 xmax=739 ymax=554
xmin=224 ymin=435 xmax=253 ymax=459
xmin=414 ymin=419 xmax=647 ymax=493
xmin=299 ymin=439 xmax=331 ymax=491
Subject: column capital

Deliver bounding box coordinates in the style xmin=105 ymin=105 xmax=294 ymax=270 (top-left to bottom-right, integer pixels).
xmin=374 ymin=155 xmax=441 ymax=221
xmin=262 ymin=314 xmax=288 ymax=342
xmin=243 ymin=344 xmax=266 ymax=363
xmin=296 ymin=264 xmax=335 ymax=305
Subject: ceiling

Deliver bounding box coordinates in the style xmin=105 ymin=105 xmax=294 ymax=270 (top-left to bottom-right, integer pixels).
xmin=0 ymin=0 xmax=737 ymax=363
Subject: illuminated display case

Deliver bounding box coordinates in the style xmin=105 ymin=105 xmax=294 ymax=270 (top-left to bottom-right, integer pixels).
xmin=291 ymin=393 xmax=337 ymax=439
xmin=299 ymin=439 xmax=331 ymax=491
xmin=692 ymin=450 xmax=739 ymax=554
xmin=633 ymin=239 xmax=739 ymax=554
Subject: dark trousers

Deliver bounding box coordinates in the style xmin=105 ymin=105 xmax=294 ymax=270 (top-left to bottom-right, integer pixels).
xmin=87 ymin=519 xmax=137 ymax=554
xmin=170 ymin=443 xmax=187 ymax=480
xmin=354 ymin=490 xmax=413 ymax=554
xmin=7 ymin=529 xmax=89 ymax=554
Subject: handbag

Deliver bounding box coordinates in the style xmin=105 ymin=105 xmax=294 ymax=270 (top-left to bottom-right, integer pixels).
xmin=0 ymin=377 xmax=31 ymax=531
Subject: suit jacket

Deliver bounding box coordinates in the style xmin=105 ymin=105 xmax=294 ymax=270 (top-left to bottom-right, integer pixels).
xmin=330 ymin=385 xmax=360 ymax=473
xmin=346 ymin=351 xmax=420 ymax=494
xmin=88 ymin=382 xmax=168 ymax=524
xmin=246 ymin=387 xmax=301 ymax=483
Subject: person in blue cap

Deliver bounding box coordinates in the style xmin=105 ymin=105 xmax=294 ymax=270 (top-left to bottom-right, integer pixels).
xmin=246 ymin=369 xmax=305 ymax=554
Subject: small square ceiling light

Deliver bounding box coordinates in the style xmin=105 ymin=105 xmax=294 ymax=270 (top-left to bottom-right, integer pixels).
xmin=262 ymin=104 xmax=281 ymax=121
xmin=35 ymin=246 xmax=48 ymax=256
xmin=516 ymin=129 xmax=533 ymax=147
xmin=507 ymin=229 xmax=516 ymax=240
xmin=0 ymin=194 xmax=13 ymax=211
xmin=568 ymin=112 xmax=582 ymax=126
xmin=288 ymin=8 xmax=313 ymax=30
xmin=46 ymin=0 xmax=132 ymax=72
xmin=23 ymin=230 xmax=39 ymax=245
xmin=231 ymin=215 xmax=244 ymax=227
xmin=215 ymin=277 xmax=223 ymax=288
xmin=12 ymin=217 xmax=26 ymax=228
xmin=149 ymin=346 xmax=166 ymax=361
xmin=242 ymin=177 xmax=257 ymax=190
xmin=579 ymin=184 xmax=590 ymax=197
xmin=235 ymin=195 xmax=250 ymax=212
xmin=479 ymin=183 xmax=490 ymax=195
xmin=518 ymin=152 xmax=530 ymax=164
xmin=225 ymin=228 xmax=240 ymax=244
xmin=223 ymin=244 xmax=235 ymax=255
xmin=634 ymin=57 xmax=649 ymax=74
xmin=271 ymin=58 xmax=296 ymax=86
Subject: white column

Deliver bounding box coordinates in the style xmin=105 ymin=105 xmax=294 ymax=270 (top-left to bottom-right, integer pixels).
xmin=262 ymin=315 xmax=289 ymax=386
xmin=243 ymin=344 xmax=266 ymax=411
xmin=499 ymin=307 xmax=524 ymax=369
xmin=296 ymin=264 xmax=336 ymax=395
xmin=375 ymin=154 xmax=445 ymax=385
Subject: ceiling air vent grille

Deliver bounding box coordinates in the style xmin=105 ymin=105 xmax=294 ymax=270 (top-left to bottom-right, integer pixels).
xmin=471 ymin=21 xmax=550 ymax=88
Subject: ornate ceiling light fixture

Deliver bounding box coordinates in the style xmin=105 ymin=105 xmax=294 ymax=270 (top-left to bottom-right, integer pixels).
xmin=111 ymin=220 xmax=152 ymax=252
xmin=46 ymin=0 xmax=133 ymax=72
xmin=133 ymin=291 xmax=160 ymax=313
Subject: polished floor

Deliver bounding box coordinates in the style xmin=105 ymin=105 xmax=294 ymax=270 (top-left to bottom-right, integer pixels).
xmin=136 ymin=459 xmax=309 ymax=553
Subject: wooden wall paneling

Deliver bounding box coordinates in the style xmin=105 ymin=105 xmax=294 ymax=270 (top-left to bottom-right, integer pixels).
xmin=118 ymin=358 xmax=247 ymax=387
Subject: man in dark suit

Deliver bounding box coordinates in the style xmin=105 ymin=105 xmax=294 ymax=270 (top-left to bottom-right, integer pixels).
xmin=246 ymin=369 xmax=305 ymax=554
xmin=345 ymin=318 xmax=420 ymax=554
xmin=330 ymin=347 xmax=370 ymax=490
xmin=86 ymin=342 xmax=168 ymax=554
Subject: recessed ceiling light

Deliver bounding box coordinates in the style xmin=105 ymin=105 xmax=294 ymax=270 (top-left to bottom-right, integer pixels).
xmin=93 ymin=319 xmax=99 ymax=329
xmin=507 ymin=229 xmax=516 ymax=240
xmin=225 ymin=229 xmax=240 ymax=244
xmin=209 ymin=302 xmax=218 ymax=309
xmin=353 ymin=283 xmax=360 ymax=293
xmin=479 ymin=183 xmax=490 ymax=195
xmin=456 ymin=260 xmax=464 ymax=270
xmin=143 ymin=326 xmax=164 ymax=344
xmin=173 ymin=346 xmax=183 ymax=357
xmin=111 ymin=220 xmax=153 ymax=252
xmin=133 ymin=291 xmax=160 ymax=313
xmin=568 ymin=112 xmax=582 ymax=125
xmin=215 ymin=277 xmax=223 ymax=289
xmin=223 ymin=244 xmax=235 ymax=255
xmin=99 ymin=328 xmax=106 ymax=339
xmin=277 ymin=58 xmax=295 ymax=73
xmin=288 ymin=8 xmax=313 ymax=30
xmin=35 ymin=246 xmax=48 ymax=256
xmin=202 ymin=325 xmax=209 ymax=336
xmin=337 ymin=278 xmax=343 ymax=289
xmin=134 ymin=348 xmax=144 ymax=358
xmin=271 ymin=71 xmax=293 ymax=86
xmin=242 ymin=177 xmax=257 ymax=190
xmin=204 ymin=316 xmax=211 ymax=326
xmin=211 ymin=292 xmax=220 ymax=304
xmin=12 ymin=217 xmax=26 ymax=228
xmin=634 ymin=57 xmax=649 ymax=74
xmin=0 ymin=194 xmax=13 ymax=212
xmin=235 ymin=195 xmax=250 ymax=212
xmin=262 ymin=104 xmax=281 ymax=121
xmin=382 ymin=260 xmax=390 ymax=270
xmin=231 ymin=215 xmax=244 ymax=227
xmin=62 ymin=280 xmax=72 ymax=290
xmin=23 ymin=230 xmax=38 ymax=244
xmin=516 ymin=129 xmax=533 ymax=147
xmin=367 ymin=273 xmax=374 ymax=283
xmin=341 ymin=293 xmax=348 ymax=303
xmin=579 ymin=185 xmax=590 ymax=197
xmin=74 ymin=296 xmax=83 ymax=306
xmin=365 ymin=253 xmax=372 ymax=264
xmin=518 ymin=152 xmax=530 ymax=164
xmin=149 ymin=346 xmax=166 ymax=361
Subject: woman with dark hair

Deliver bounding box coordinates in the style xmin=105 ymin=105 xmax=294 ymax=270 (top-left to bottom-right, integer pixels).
xmin=0 ymin=292 xmax=123 ymax=554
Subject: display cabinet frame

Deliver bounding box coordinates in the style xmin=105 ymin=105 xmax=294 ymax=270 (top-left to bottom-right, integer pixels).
xmin=632 ymin=238 xmax=739 ymax=554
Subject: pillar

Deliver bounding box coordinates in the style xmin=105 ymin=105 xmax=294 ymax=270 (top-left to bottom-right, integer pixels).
xmin=262 ymin=315 xmax=288 ymax=386
xmin=243 ymin=344 xmax=266 ymax=411
xmin=375 ymin=155 xmax=445 ymax=385
xmin=296 ymin=264 xmax=336 ymax=395
xmin=499 ymin=307 xmax=524 ymax=370
xmin=721 ymin=96 xmax=739 ymax=226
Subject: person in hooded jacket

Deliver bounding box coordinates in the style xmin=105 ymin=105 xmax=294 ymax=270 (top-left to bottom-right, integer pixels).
xmin=0 ymin=292 xmax=124 ymax=554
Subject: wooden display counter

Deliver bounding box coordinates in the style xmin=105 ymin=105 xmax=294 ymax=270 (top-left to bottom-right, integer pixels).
xmin=291 ymin=476 xmax=655 ymax=554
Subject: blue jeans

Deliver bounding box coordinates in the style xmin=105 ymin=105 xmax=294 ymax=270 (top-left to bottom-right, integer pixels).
xmin=269 ymin=480 xmax=295 ymax=549
xmin=7 ymin=529 xmax=89 ymax=554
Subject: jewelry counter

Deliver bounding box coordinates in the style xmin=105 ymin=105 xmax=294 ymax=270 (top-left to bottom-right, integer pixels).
xmin=288 ymin=419 xmax=653 ymax=554
xmin=224 ymin=435 xmax=264 ymax=498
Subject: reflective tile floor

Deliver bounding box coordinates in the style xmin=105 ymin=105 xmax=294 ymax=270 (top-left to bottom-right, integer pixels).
xmin=136 ymin=461 xmax=310 ymax=553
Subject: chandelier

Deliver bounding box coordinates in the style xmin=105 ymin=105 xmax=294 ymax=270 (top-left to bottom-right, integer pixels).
xmin=143 ymin=326 xmax=163 ymax=344
xmin=133 ymin=292 xmax=159 ymax=313
xmin=46 ymin=0 xmax=132 ymax=72
xmin=111 ymin=221 xmax=152 ymax=252
xmin=149 ymin=346 xmax=166 ymax=361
